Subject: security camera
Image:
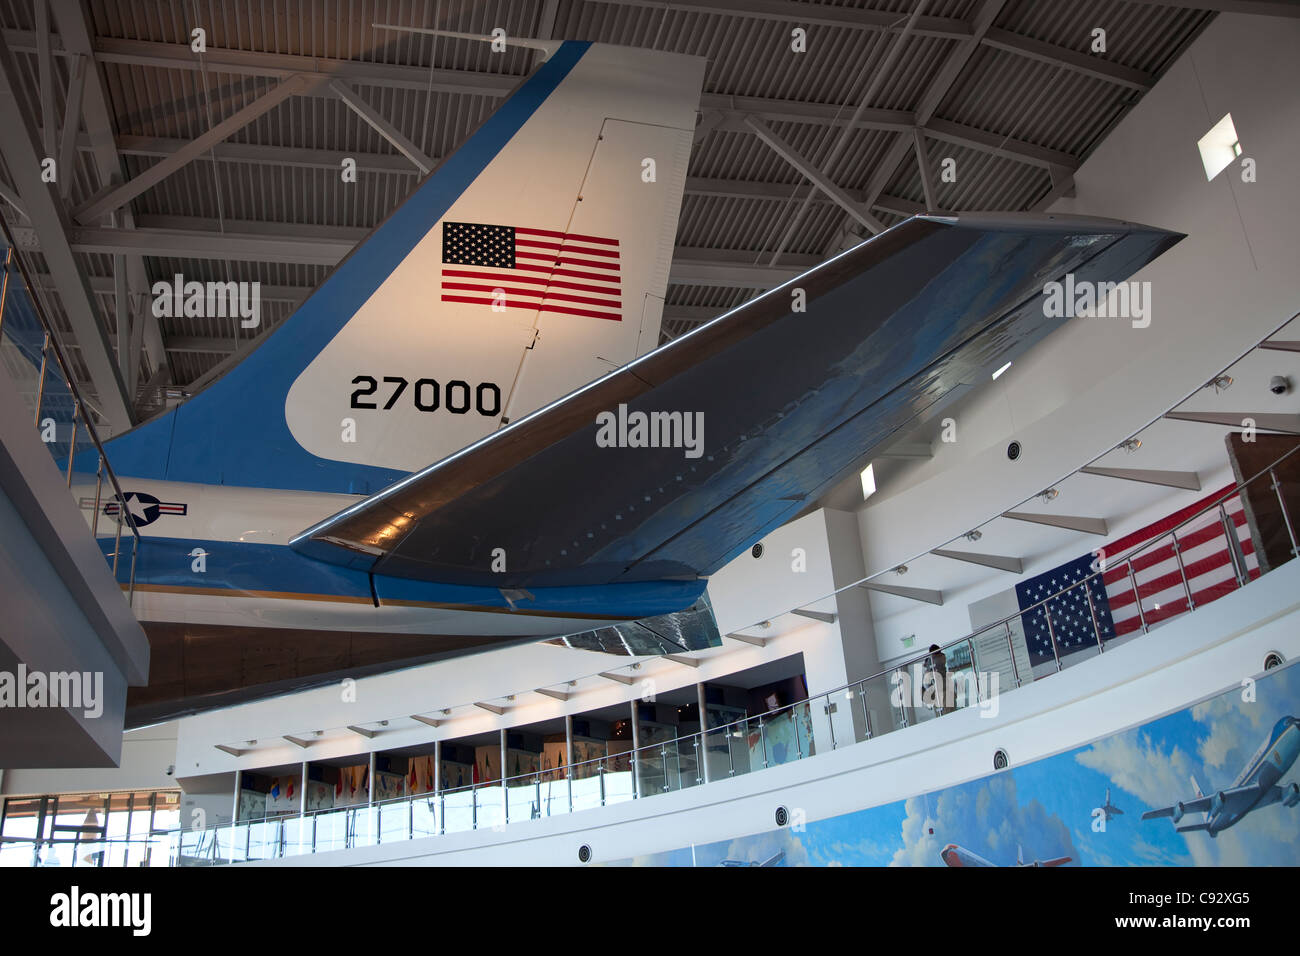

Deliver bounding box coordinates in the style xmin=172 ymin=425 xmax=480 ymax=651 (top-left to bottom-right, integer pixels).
xmin=165 ymin=764 xmax=175 ymax=776
xmin=1270 ymin=375 xmax=1290 ymax=396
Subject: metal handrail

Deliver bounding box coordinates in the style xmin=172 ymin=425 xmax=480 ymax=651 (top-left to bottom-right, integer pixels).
xmin=0 ymin=219 xmax=142 ymax=602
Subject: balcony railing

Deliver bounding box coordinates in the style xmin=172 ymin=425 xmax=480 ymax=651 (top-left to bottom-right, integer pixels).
xmin=0 ymin=219 xmax=142 ymax=601
xmin=168 ymin=440 xmax=1299 ymax=864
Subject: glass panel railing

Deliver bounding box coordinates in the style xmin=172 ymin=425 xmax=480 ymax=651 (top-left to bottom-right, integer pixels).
xmin=506 ymin=774 xmax=541 ymax=824
xmin=312 ymin=809 xmax=351 ymax=854
xmin=442 ymin=785 xmax=477 ymax=833
xmin=412 ymin=797 xmax=440 ymax=838
xmin=535 ymin=775 xmax=571 ymax=819
xmin=570 ymin=762 xmax=606 ymax=813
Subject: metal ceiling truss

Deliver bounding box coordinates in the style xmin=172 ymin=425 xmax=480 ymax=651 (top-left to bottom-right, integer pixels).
xmin=0 ymin=0 xmax=1220 ymax=396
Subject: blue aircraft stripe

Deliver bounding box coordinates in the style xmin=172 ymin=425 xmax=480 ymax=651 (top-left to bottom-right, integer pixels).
xmin=96 ymin=41 xmax=593 ymax=495
xmin=111 ymin=535 xmax=706 ymax=618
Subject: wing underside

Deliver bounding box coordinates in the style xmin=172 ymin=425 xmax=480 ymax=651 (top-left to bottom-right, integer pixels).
xmin=293 ymin=213 xmax=1182 ymax=589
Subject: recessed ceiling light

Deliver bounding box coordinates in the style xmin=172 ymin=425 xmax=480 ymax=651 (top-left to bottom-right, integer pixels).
xmin=992 ymin=361 xmax=1012 ymax=380
xmin=860 ymin=462 xmax=876 ymax=500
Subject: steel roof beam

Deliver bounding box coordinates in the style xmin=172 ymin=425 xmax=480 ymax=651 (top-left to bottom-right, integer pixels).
xmin=576 ymin=0 xmax=974 ymax=38
xmin=17 ymin=36 xmax=1089 ymax=172
xmin=1119 ymin=0 xmax=1300 ymax=17
xmin=913 ymin=129 xmax=937 ymax=212
xmin=744 ymin=117 xmax=886 ymax=234
xmin=0 ymin=29 xmax=132 ymax=427
xmin=49 ymin=0 xmax=169 ymax=386
xmin=329 ymin=80 xmax=433 ymax=174
xmin=981 ymin=27 xmax=1155 ymax=92
xmin=849 ymin=0 xmax=1009 ymax=251
xmin=28 ymin=222 xmax=811 ymax=287
xmin=72 ymin=73 xmax=315 ymax=224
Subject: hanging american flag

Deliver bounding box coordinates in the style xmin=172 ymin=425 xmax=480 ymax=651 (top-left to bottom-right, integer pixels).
xmin=439 ymin=221 xmax=622 ymax=321
xmin=1098 ymin=485 xmax=1258 ymax=637
xmin=1015 ymin=554 xmax=1114 ymax=666
xmin=1015 ymin=485 xmax=1259 ymax=665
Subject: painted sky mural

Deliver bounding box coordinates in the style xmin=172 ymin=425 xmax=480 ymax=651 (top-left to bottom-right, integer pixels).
xmin=613 ymin=662 xmax=1300 ymax=866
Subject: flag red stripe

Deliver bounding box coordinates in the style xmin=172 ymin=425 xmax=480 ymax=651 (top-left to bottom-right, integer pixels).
xmin=1105 ymin=551 xmax=1240 ymax=611
xmin=1101 ymin=512 xmax=1250 ymax=584
xmin=441 ymin=294 xmax=621 ymax=320
xmin=511 ymin=263 xmax=621 ymax=285
xmin=515 ymin=227 xmax=618 ymax=246
xmin=516 ymin=251 xmax=620 ymax=272
xmin=539 ymin=303 xmax=622 ymax=321
xmin=1111 ymin=572 xmax=1258 ymax=635
xmin=515 ymin=239 xmax=620 ymax=259
xmin=1102 ymin=484 xmax=1238 ymax=555
xmin=441 ymin=282 xmax=621 ymax=307
xmin=441 ymin=268 xmax=620 ymax=295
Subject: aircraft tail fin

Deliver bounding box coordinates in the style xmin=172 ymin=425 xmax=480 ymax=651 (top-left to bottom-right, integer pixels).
xmin=99 ymin=42 xmax=705 ymax=494
xmin=1190 ymin=774 xmax=1208 ymax=821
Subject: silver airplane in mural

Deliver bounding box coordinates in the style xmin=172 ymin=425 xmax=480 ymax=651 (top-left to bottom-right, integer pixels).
xmin=1100 ymin=787 xmax=1124 ymax=822
xmin=1142 ymin=715 xmax=1300 ymax=837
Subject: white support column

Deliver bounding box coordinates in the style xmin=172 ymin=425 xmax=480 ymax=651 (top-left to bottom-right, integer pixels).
xmin=696 ymin=682 xmax=711 ymax=784
xmin=228 ymin=768 xmax=241 ymax=864
xmin=298 ymin=759 xmax=308 ymax=853
xmin=433 ymin=739 xmax=443 ymax=835
xmin=564 ymin=714 xmax=574 ymax=813
xmin=499 ymin=727 xmax=508 ymax=826
xmin=629 ymin=700 xmax=642 ymax=798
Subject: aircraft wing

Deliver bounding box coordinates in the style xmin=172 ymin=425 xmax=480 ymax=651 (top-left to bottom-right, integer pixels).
xmin=292 ymin=213 xmax=1182 ymax=589
xmin=1141 ymin=796 xmax=1214 ymax=820
xmin=1142 ymin=783 xmax=1263 ymax=821
xmin=1038 ymin=855 xmax=1073 ymax=867
xmin=1247 ymin=783 xmax=1290 ymax=811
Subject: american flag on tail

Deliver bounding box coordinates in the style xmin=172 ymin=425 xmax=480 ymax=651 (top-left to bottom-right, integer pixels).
xmin=1016 ymin=485 xmax=1258 ymax=666
xmin=440 ymin=221 xmax=622 ymax=321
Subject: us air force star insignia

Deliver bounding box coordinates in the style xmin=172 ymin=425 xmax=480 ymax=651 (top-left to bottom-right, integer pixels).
xmin=80 ymin=492 xmax=188 ymax=527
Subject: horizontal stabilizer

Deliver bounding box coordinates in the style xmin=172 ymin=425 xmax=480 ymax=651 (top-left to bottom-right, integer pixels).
xmin=293 ymin=213 xmax=1182 ymax=589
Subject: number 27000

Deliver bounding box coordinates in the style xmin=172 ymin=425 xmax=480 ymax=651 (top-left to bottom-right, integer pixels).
xmin=350 ymin=375 xmax=501 ymax=416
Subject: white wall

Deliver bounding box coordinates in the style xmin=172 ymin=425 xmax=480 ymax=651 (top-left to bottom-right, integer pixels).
xmin=1 ymin=722 xmax=179 ymax=796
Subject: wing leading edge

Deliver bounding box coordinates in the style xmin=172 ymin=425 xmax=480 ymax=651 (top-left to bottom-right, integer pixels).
xmin=292 ymin=212 xmax=1182 ymax=590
